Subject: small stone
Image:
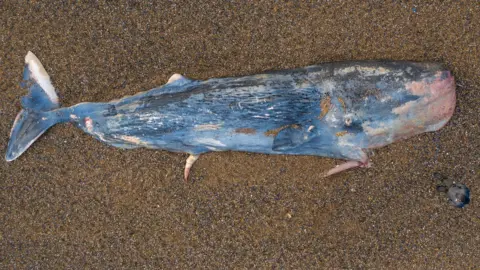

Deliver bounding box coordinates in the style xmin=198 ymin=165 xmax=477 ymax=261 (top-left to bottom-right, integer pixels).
xmin=447 ymin=183 xmax=470 ymax=208
xmin=433 ymin=172 xmax=470 ymax=208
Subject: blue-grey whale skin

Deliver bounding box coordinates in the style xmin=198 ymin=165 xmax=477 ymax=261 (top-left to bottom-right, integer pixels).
xmin=6 ymin=52 xmax=456 ymax=177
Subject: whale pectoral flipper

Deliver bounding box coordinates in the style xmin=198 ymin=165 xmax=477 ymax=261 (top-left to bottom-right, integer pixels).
xmin=167 ymin=73 xmax=193 ymax=86
xmin=324 ymin=160 xmax=371 ymax=177
xmin=184 ymin=154 xmax=200 ymax=182
xmin=323 ymin=149 xmax=371 ymax=177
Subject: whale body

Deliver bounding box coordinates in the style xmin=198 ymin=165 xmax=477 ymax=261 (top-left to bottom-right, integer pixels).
xmin=6 ymin=52 xmax=456 ymax=179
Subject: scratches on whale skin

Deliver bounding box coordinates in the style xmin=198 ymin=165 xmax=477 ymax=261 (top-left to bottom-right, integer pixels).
xmin=337 ymin=97 xmax=346 ymax=113
xmin=234 ymin=128 xmax=257 ymax=134
xmin=392 ymin=100 xmax=417 ymax=115
xmin=194 ymin=138 xmax=226 ymax=147
xmin=116 ymin=135 xmax=148 ymax=145
xmin=334 ymin=66 xmax=391 ymax=76
xmin=194 ymin=124 xmax=222 ymax=131
xmin=264 ymin=124 xmax=301 ymax=137
xmin=318 ymin=96 xmax=331 ymax=120
xmin=363 ymin=88 xmax=383 ymax=100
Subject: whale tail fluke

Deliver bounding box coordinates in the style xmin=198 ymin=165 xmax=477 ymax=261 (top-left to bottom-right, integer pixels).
xmin=6 ymin=52 xmax=61 ymax=161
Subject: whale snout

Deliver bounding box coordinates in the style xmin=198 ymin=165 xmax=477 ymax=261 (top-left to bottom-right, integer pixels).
xmin=405 ymin=70 xmax=456 ymax=130
xmin=387 ymin=69 xmax=456 ymax=142
xmin=421 ymin=70 xmax=456 ymax=131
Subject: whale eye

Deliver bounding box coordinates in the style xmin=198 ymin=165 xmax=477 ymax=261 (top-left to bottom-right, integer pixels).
xmin=344 ymin=117 xmax=352 ymax=126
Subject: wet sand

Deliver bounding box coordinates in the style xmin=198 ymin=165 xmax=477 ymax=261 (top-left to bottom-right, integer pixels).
xmin=1 ymin=1 xmax=479 ymax=268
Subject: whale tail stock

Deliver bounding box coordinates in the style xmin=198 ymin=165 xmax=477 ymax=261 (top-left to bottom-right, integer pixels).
xmin=5 ymin=51 xmax=62 ymax=161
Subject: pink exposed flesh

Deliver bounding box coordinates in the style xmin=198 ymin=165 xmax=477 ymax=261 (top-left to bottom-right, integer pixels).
xmin=325 ymin=161 xmax=363 ymax=176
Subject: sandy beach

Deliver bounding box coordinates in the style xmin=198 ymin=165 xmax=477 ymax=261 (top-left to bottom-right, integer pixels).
xmin=1 ymin=1 xmax=479 ymax=268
